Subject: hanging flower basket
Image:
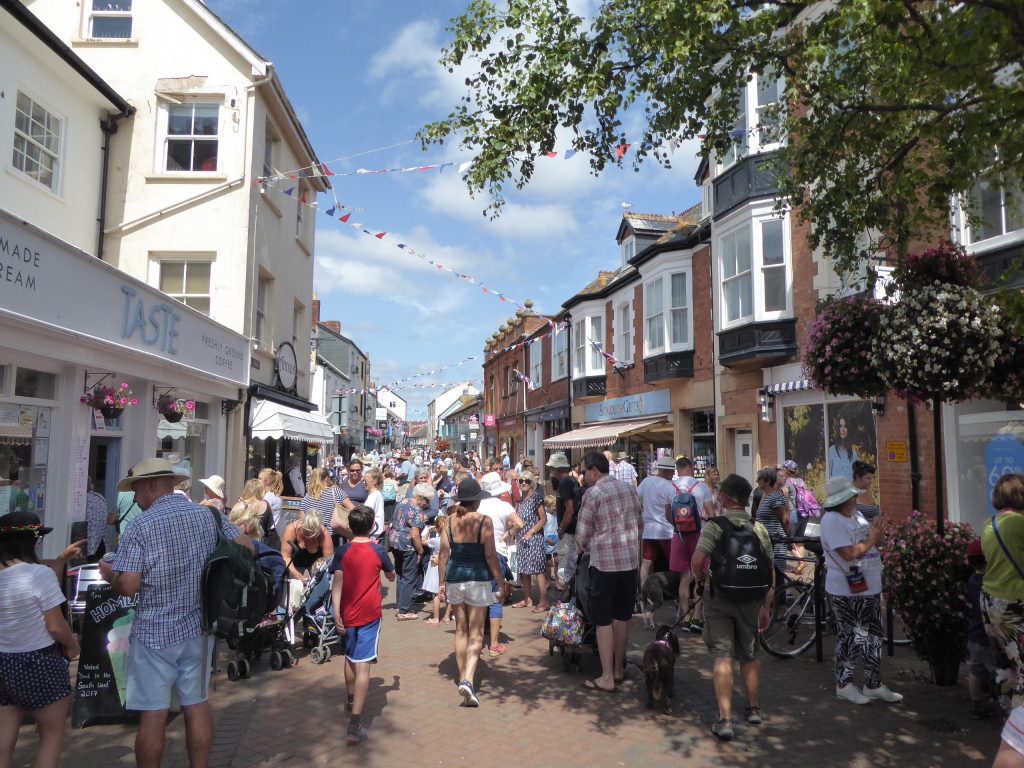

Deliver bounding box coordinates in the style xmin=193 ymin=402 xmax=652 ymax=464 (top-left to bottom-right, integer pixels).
xmin=803 ymin=294 xmax=889 ymax=397
xmin=81 ymin=382 xmax=139 ymax=419
xmin=155 ymin=394 xmax=195 ymax=423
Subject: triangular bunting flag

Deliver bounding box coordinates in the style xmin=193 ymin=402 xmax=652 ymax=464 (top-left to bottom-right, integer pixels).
xmin=299 ymin=192 xmax=307 ymax=205
xmin=616 ymin=143 xmax=631 ymax=158
xmin=321 ymin=163 xmax=335 ymax=177
xmin=284 ymin=187 xmax=296 ymax=196
xmin=326 ymin=207 xmax=335 ymax=217
xmin=340 ymin=213 xmax=351 ymax=222
xmin=564 ymin=149 xmax=576 ymax=159
xmin=375 ymin=232 xmax=387 ymax=239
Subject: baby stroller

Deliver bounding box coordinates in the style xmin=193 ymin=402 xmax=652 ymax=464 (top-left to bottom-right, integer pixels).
xmin=547 ymin=553 xmax=598 ymax=673
xmin=298 ymin=559 xmax=343 ymax=664
xmin=224 ymin=548 xmax=293 ymax=681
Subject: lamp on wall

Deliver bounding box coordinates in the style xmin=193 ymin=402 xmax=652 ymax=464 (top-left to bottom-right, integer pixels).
xmin=871 ymin=394 xmax=886 ymax=416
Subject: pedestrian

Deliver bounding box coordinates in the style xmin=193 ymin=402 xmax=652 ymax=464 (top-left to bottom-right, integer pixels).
xmin=437 ymin=478 xmax=506 ymax=707
xmin=237 ymin=478 xmax=278 ymax=550
xmin=703 ymin=465 xmax=723 ymax=519
xmin=638 ymin=456 xmax=679 ymax=587
xmin=339 ymin=458 xmax=370 ymax=508
xmin=852 ymin=460 xmax=880 ymax=522
xmin=690 ymin=473 xmax=774 ymax=741
xmin=611 ymin=450 xmax=638 ymax=487
xmin=671 ymin=457 xmax=713 ymax=633
xmin=302 ymin=468 xmax=352 ymax=543
xmin=362 ymin=468 xmax=386 ymax=542
xmin=754 ymin=467 xmax=791 ymax=586
xmin=84 ymin=476 xmax=116 ymax=562
xmin=198 ymin=474 xmax=226 ymax=514
xmin=514 ymin=470 xmax=550 ymax=613
xmin=0 ymin=511 xmax=80 ymax=768
xmin=574 ymin=451 xmax=643 ymax=694
xmin=546 ymin=452 xmax=579 ymax=588
xmin=97 ymin=458 xmax=254 ymax=768
xmin=819 ymin=476 xmax=901 ymax=705
xmin=406 ymin=468 xmax=441 ymax=521
xmin=389 ymin=483 xmax=432 ymax=620
xmin=258 ymin=468 xmax=285 ymax=542
xmin=423 ymin=515 xmax=453 ymax=625
xmin=477 ymin=472 xmax=521 ymax=655
xmin=282 ymin=509 xmax=334 ymax=582
xmin=381 ymin=468 xmax=399 ymax=525
xmin=330 ymin=505 xmax=396 ymax=745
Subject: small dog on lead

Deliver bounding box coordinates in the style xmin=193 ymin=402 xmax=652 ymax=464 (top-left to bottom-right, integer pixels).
xmin=643 ymin=624 xmax=681 ymax=713
xmin=640 ymin=571 xmax=681 ymax=630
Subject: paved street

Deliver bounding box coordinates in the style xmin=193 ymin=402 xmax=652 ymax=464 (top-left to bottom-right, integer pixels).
xmin=13 ymin=587 xmax=1000 ymax=768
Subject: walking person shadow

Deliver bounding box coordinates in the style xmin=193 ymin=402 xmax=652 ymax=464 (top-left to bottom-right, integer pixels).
xmin=360 ymin=674 xmax=401 ymax=722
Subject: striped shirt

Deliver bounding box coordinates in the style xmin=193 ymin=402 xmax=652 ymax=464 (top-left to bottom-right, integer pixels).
xmin=0 ymin=563 xmax=66 ymax=652
xmin=610 ymin=460 xmax=638 ymax=487
xmin=300 ymin=486 xmax=350 ymax=530
xmin=575 ymin=475 xmax=644 ymax=572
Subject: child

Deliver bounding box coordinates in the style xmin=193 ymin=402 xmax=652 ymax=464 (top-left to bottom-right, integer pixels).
xmin=423 ymin=515 xmax=453 ymax=625
xmin=329 ymin=505 xmax=396 ymax=745
xmin=966 ymin=538 xmax=998 ymax=718
xmin=543 ymin=494 xmax=559 ymax=586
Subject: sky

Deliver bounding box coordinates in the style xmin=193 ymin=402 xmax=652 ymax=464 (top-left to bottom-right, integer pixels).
xmin=206 ymin=0 xmax=703 ymax=422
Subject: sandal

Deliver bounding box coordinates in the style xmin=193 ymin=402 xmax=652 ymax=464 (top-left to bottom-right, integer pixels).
xmin=424 ymin=618 xmax=440 ymax=625
xmin=582 ymin=678 xmax=616 ymax=694
xmin=511 ymin=600 xmax=533 ymax=608
xmin=711 ymin=719 xmax=734 ymax=741
xmin=531 ymin=605 xmax=550 ymax=613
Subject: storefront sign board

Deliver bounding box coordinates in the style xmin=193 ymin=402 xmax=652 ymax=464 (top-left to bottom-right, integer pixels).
xmin=584 ymin=389 xmax=672 ymax=423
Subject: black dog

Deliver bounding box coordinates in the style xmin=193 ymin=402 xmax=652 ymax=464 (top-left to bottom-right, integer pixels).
xmin=643 ymin=624 xmax=681 ymax=713
xmin=640 ymin=571 xmax=681 ymax=629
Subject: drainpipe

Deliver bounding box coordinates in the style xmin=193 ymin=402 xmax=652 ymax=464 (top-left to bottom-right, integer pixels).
xmin=907 ymin=402 xmax=921 ymax=511
xmin=96 ymin=107 xmax=135 ymax=260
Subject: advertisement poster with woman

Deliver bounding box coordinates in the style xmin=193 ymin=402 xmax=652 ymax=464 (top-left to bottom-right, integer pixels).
xmin=826 ymin=402 xmax=877 ymax=482
xmin=782 ymin=400 xmax=877 ymax=499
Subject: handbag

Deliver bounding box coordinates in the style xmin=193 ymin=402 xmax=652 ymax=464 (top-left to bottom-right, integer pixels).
xmin=540 ymin=598 xmax=584 ymax=647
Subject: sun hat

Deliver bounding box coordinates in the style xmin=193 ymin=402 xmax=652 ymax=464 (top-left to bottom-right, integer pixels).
xmin=822 ymin=476 xmax=859 ymax=509
xmin=545 ymin=453 xmax=570 ymax=469
xmin=617 ymin=451 xmax=630 ymax=461
xmin=199 ymin=475 xmax=226 ymax=499
xmin=655 ymin=457 xmax=676 ymax=472
xmin=782 ymin=459 xmax=799 ymax=472
xmin=480 ymin=471 xmax=511 ymax=496
xmin=719 ymin=474 xmax=753 ymax=508
xmin=117 ymin=458 xmax=191 ymax=492
xmin=0 ymin=511 xmax=53 ymax=539
xmin=453 ymin=478 xmax=491 ymax=503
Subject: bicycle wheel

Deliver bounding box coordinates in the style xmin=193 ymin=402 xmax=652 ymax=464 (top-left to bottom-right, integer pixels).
xmin=759 ymin=579 xmax=819 ymax=659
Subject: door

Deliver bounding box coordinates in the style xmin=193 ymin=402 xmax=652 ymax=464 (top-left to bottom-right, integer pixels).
xmin=734 ymin=430 xmax=753 ymax=482
xmin=88 ymin=437 xmax=121 ymax=505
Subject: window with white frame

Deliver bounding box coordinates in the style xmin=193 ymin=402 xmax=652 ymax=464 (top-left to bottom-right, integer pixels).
xmin=617 ymin=302 xmax=633 ymax=364
xmin=263 ymin=122 xmax=279 ymax=178
xmin=292 ymin=301 xmax=303 ymax=345
xmin=573 ymin=319 xmax=586 ymax=376
xmin=721 ymin=226 xmax=753 ymax=323
xmin=621 ymin=236 xmax=635 ymax=266
xmin=164 ymin=102 xmax=219 ymax=172
xmin=159 ymin=260 xmax=211 ymax=315
xmin=756 ymin=69 xmax=785 ymax=147
xmin=530 ymin=339 xmax=543 ymax=385
xmin=670 ymin=273 xmax=689 ymax=345
xmin=761 ymin=219 xmax=787 ymax=311
xmin=551 ymin=325 xmax=567 ymax=380
xmin=960 ymin=170 xmax=1023 ymax=245
xmin=701 ymin=182 xmax=713 ymax=220
xmin=87 ymin=0 xmax=132 ymax=39
xmin=588 ymin=316 xmax=604 ymax=370
xmin=722 ymin=91 xmax=747 ymax=169
xmin=719 ymin=70 xmax=786 ymax=171
xmin=12 ymin=92 xmax=62 ymax=192
xmin=255 ymin=274 xmax=270 ymax=343
xmin=645 ymin=278 xmax=665 ymax=351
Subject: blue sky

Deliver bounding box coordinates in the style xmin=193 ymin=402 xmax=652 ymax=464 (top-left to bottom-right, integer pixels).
xmin=207 ymin=0 xmax=702 ymax=420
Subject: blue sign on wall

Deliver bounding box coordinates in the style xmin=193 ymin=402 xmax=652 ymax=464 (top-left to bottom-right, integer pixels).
xmin=985 ymin=434 xmax=1024 ymax=515
xmin=584 ymin=389 xmax=672 ymax=423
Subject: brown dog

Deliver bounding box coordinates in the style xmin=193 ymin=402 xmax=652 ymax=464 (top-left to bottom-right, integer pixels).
xmin=643 ymin=624 xmax=681 ymax=713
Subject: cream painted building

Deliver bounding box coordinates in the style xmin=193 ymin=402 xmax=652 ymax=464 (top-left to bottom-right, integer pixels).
xmin=26 ymin=0 xmax=331 ymax=495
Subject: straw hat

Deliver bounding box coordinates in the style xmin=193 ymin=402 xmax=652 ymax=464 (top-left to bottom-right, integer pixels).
xmin=117 ymin=458 xmax=191 ymax=492
xmin=822 ymin=477 xmax=858 ymax=509
xmin=545 ymin=453 xmax=570 ymax=469
xmin=199 ymin=475 xmax=226 ymax=499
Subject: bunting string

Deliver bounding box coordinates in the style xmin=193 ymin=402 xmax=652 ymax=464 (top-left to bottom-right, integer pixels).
xmin=334 ymin=379 xmax=483 ymax=396
xmin=589 ymin=338 xmax=628 ymax=369
xmin=513 ymin=369 xmax=539 ymax=392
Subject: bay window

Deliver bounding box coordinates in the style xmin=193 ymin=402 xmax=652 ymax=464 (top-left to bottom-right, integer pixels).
xmin=721 ymin=226 xmax=753 ymax=323
xmin=645 ymin=278 xmax=665 ymax=351
xmin=670 ymin=273 xmax=689 ymax=345
xmin=573 ymin=320 xmax=586 ymax=376
xmin=718 ymin=70 xmax=786 ymax=171
xmin=617 ymin=302 xmax=633 ymax=364
xmin=960 ymin=173 xmax=1023 ymax=244
xmin=588 ymin=317 xmax=603 ymax=370
xmin=551 ymin=325 xmax=567 ymax=380
xmin=643 ymin=267 xmax=693 ymax=357
xmin=719 ymin=214 xmax=791 ymax=328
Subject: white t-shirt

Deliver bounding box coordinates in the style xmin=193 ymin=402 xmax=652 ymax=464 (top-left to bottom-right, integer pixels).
xmin=365 ymin=489 xmax=385 ymax=537
xmin=637 ymin=475 xmax=678 ymax=540
xmin=819 ymin=510 xmax=883 ymax=597
xmin=0 ymin=562 xmax=66 ymax=653
xmin=263 ymin=491 xmax=283 ymax=530
xmin=479 ymin=496 xmax=515 ymax=557
xmin=673 ymin=475 xmax=713 ymax=515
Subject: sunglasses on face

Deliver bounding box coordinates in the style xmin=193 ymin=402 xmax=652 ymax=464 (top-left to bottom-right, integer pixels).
xmin=518 ymin=479 xmax=531 ymax=485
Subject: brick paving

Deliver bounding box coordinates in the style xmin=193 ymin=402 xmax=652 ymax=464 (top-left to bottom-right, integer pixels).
xmin=13 ymin=587 xmax=1001 ymax=768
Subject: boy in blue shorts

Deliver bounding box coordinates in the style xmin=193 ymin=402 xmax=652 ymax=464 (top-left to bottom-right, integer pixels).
xmin=329 ymin=505 xmax=396 ymax=745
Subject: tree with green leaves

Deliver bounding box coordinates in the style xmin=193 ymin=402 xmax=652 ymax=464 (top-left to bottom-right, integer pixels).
xmin=421 ymin=1 xmax=1024 ymax=276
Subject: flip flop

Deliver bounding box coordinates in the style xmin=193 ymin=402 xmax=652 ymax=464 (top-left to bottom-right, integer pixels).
xmin=396 ymin=613 xmax=419 ymax=621
xmin=582 ymin=679 xmax=616 ymax=694
xmin=424 ymin=618 xmax=441 ymax=625
xmin=511 ymin=601 xmax=533 ymax=608
xmin=531 ymin=605 xmax=550 ymax=613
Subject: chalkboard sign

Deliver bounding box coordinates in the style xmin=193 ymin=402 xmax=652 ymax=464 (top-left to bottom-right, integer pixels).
xmin=71 ymin=584 xmax=139 ymax=728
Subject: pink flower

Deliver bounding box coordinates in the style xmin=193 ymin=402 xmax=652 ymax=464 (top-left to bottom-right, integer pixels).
xmin=120 ymin=382 xmax=129 ymax=389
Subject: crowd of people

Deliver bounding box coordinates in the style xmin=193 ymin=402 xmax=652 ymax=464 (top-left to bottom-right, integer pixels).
xmin=2 ymin=444 xmax=1021 ymax=766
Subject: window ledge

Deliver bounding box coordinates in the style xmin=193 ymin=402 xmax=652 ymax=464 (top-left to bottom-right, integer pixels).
xmin=259 ymin=189 xmax=283 ymax=219
xmin=71 ymin=38 xmax=139 ymax=48
xmin=5 ymin=167 xmax=64 ymax=202
xmin=295 ymin=235 xmax=313 ymax=257
xmin=145 ymin=173 xmax=229 ymax=183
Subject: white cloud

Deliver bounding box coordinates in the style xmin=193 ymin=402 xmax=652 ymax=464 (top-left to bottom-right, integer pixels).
xmin=368 ymin=19 xmax=468 ymax=109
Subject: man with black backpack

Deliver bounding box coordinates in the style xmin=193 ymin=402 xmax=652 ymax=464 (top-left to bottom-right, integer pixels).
xmin=690 ymin=473 xmax=775 ymax=742
xmin=98 ymin=458 xmax=254 ymax=768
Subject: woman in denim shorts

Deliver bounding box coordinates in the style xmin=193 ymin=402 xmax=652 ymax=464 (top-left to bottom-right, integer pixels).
xmin=0 ymin=512 xmax=80 ymax=768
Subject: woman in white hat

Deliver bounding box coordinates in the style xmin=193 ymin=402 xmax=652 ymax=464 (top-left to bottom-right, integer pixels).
xmin=818 ymin=476 xmax=901 ymax=705
xmin=198 ymin=475 xmax=226 ymax=514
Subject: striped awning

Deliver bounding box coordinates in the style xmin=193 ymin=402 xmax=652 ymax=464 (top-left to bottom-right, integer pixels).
xmin=543 ymin=417 xmax=668 ymax=450
xmin=763 ymin=379 xmax=814 ymax=394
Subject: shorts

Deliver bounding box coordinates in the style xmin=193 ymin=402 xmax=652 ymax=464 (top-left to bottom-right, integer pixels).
xmin=703 ymin=595 xmax=760 ymax=662
xmin=642 ymin=538 xmax=672 ymax=564
xmin=968 ymin=639 xmax=996 ymax=681
xmin=586 ymin=567 xmax=637 ymax=627
xmin=446 ymin=581 xmax=494 ymax=608
xmin=344 ymin=619 xmax=381 ymax=663
xmin=126 ymin=635 xmax=213 ymax=711
xmin=0 ymin=644 xmax=70 ymax=711
xmin=1004 ymin=706 xmax=1024 ymax=756
xmin=669 ymin=531 xmax=700 ymax=573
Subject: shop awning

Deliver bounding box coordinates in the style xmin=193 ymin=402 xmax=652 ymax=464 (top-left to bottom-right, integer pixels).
xmin=543 ymin=417 xmax=668 ymax=450
xmin=763 ymin=379 xmax=814 ymax=394
xmin=249 ymin=399 xmax=333 ymax=443
xmin=157 ymin=420 xmax=187 ymax=441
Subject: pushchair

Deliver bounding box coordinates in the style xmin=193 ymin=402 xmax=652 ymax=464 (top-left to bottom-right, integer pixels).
xmin=223 ymin=548 xmax=293 ymax=681
xmin=547 ymin=553 xmax=598 ymax=673
xmin=298 ymin=559 xmax=343 ymax=664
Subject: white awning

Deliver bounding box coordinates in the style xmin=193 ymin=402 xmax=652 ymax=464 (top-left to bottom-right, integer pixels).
xmin=250 ymin=399 xmax=333 ymax=443
xmin=763 ymin=379 xmax=814 ymax=394
xmin=157 ymin=420 xmax=187 ymax=441
xmin=543 ymin=417 xmax=668 ymax=450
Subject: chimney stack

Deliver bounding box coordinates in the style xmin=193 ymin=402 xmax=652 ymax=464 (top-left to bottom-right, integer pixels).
xmin=311 ymin=295 xmax=321 ymax=329
xmin=323 ymin=320 xmax=341 ymax=334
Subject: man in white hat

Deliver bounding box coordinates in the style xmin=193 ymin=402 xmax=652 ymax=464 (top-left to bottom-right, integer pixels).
xmin=98 ymin=458 xmax=253 ymax=768
xmin=637 ymin=456 xmax=680 ymax=586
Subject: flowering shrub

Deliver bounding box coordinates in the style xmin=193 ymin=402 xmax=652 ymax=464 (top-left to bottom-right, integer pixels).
xmin=366 ymin=427 xmax=383 ymax=437
xmin=873 ymin=282 xmax=1003 ymax=402
xmin=803 ymin=295 xmax=889 ymax=397
xmin=436 ymin=439 xmax=451 ymax=451
xmin=155 ymin=394 xmax=196 ymax=417
xmin=80 ymin=381 xmax=139 ymax=411
xmin=881 ymin=511 xmax=973 ymax=664
xmin=892 ymin=240 xmax=977 ymax=289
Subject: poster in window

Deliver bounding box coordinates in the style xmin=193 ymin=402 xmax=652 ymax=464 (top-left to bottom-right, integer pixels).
xmin=825 ymin=401 xmax=877 ymax=483
xmin=782 ymin=404 xmax=826 ymax=499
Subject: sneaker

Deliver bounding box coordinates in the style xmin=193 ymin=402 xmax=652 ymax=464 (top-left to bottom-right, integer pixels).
xmin=744 ymin=705 xmax=762 ymax=725
xmin=711 ymin=718 xmax=734 ymax=741
xmin=458 ymin=680 xmax=479 ymax=707
xmin=345 ymin=725 xmax=368 ymax=745
xmin=689 ymin=618 xmax=704 ymax=634
xmin=863 ymin=684 xmax=903 ymax=703
xmin=836 ymin=684 xmax=871 ymax=705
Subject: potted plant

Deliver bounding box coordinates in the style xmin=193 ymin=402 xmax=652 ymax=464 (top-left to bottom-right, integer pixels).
xmin=881 ymin=511 xmax=974 ymax=685
xmin=803 ymin=294 xmax=889 ymax=397
xmin=80 ymin=381 xmax=139 ymax=420
xmin=155 ymin=395 xmax=195 ymax=423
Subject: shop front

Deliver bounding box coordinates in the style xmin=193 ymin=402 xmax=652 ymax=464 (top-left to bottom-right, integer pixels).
xmin=525 ymin=401 xmax=570 ymax=466
xmin=0 ymin=209 xmax=249 ymax=556
xmin=497 ymin=417 xmax=523 ymax=463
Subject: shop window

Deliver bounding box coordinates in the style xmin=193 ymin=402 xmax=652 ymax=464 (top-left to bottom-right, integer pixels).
xmin=87 ymin=0 xmax=133 ymax=39
xmin=0 ymin=404 xmax=52 ymax=523
xmin=156 ymin=402 xmax=207 ymax=503
xmin=14 ymin=367 xmax=56 ymax=400
xmin=163 ymin=102 xmax=219 ymax=172
xmin=13 ymin=91 xmax=62 ymax=193
xmin=691 ymin=410 xmax=716 ymax=478
xmin=159 ymin=260 xmax=211 ymax=315
xmin=952 ymin=402 xmax=1024 ymax=532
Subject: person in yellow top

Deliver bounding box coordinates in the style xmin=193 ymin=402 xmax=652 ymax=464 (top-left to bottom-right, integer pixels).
xmin=981 ymin=474 xmax=1024 ymax=768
